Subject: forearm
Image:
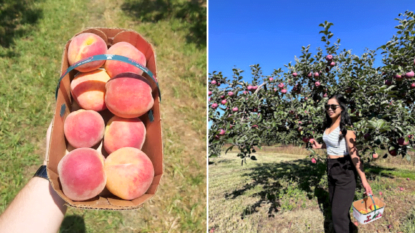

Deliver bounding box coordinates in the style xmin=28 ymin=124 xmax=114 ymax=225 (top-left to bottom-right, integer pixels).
xmin=351 ymin=154 xmax=368 ymax=183
xmin=0 ymin=177 xmax=67 ymax=233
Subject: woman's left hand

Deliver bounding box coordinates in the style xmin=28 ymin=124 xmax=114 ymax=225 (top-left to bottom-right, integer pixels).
xmin=362 ymin=180 xmax=373 ymax=196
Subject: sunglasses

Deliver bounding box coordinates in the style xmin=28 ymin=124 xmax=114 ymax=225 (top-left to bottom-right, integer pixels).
xmin=325 ymin=104 xmax=340 ymax=111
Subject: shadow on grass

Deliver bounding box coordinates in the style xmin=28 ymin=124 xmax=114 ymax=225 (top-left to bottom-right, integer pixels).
xmin=0 ymin=0 xmax=42 ymax=53
xmin=121 ymin=0 xmax=206 ymax=47
xmin=225 ymin=159 xmax=398 ymax=232
xmin=60 ymin=215 xmax=86 ymax=233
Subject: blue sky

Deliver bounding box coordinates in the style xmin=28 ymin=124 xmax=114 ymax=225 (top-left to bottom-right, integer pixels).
xmin=209 ymin=0 xmax=415 ymax=77
xmin=208 ymin=1 xmax=415 ymax=128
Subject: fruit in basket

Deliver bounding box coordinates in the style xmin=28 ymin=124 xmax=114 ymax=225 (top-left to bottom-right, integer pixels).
xmin=369 ymin=204 xmax=380 ymax=211
xmin=68 ymin=33 xmax=107 ymax=72
xmin=58 ymin=148 xmax=106 ymax=201
xmin=359 ymin=209 xmax=368 ymax=214
xmin=64 ymin=109 xmax=105 ymax=148
xmin=105 ymin=42 xmax=147 ymax=78
xmin=70 ymin=69 xmax=110 ymax=111
xmin=104 ymin=116 xmax=146 ymax=154
xmin=105 ymin=147 xmax=154 ymax=200
xmin=105 ymin=73 xmax=154 ymax=118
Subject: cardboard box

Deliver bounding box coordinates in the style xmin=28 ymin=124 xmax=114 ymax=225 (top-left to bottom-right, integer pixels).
xmin=46 ymin=28 xmax=163 ymax=210
xmin=352 ymin=195 xmax=385 ymax=224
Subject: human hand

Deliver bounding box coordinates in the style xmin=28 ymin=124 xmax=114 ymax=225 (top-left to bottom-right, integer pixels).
xmin=310 ymin=139 xmax=321 ymax=149
xmin=362 ymin=180 xmax=373 ymax=196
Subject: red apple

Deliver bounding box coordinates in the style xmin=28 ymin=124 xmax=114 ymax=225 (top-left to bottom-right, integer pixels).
xmin=293 ymin=72 xmax=298 ymax=77
xmin=269 ymin=77 xmax=274 ymax=81
xmin=311 ymin=158 xmax=316 ymax=164
xmin=228 ymin=91 xmax=234 ymax=96
xmin=326 ymin=55 xmax=333 ymax=61
xmin=211 ymin=103 xmax=218 ymax=109
xmin=398 ymin=138 xmax=409 ymax=146
xmin=330 ymin=62 xmax=336 ymax=67
xmin=406 ymin=71 xmax=414 ymax=78
xmin=232 ymin=107 xmax=238 ymax=112
xmin=389 ymin=150 xmax=397 ymax=156
xmin=373 ymin=153 xmax=378 ymax=159
xmin=221 ymin=99 xmax=227 ymax=105
xmin=385 ymin=80 xmax=392 ymax=86
xmin=307 ymin=72 xmax=312 ymax=77
xmin=315 ymin=81 xmax=321 ymax=87
xmin=278 ymin=83 xmax=284 ymax=89
xmin=281 ymin=89 xmax=287 ymax=94
xmin=219 ymin=129 xmax=226 ymax=135
xmin=211 ymin=80 xmax=217 ymax=85
xmin=314 ymin=72 xmax=319 ymax=77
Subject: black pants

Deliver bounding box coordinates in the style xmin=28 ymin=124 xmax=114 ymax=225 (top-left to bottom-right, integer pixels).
xmin=327 ymin=156 xmax=357 ymax=233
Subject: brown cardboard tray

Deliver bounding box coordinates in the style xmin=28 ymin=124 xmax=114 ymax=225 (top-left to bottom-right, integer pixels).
xmin=46 ymin=28 xmax=163 ymax=210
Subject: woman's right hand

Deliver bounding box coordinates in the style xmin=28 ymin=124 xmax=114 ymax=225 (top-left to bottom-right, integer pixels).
xmin=310 ymin=139 xmax=322 ymax=149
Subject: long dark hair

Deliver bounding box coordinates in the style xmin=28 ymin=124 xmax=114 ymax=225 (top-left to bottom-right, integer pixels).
xmin=323 ymin=94 xmax=352 ymax=143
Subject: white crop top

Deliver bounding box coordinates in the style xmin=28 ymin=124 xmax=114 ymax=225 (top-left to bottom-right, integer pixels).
xmin=322 ymin=126 xmax=349 ymax=156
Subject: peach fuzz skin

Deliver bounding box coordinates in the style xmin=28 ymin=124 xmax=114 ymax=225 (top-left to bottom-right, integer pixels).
xmin=64 ymin=109 xmax=105 ymax=148
xmin=58 ymin=148 xmax=106 ymax=201
xmin=104 ymin=116 xmax=146 ymax=154
xmin=67 ymin=33 xmax=107 ymax=72
xmin=71 ymin=69 xmax=110 ymax=111
xmin=105 ymin=74 xmax=154 ymax=118
xmin=104 ymin=41 xmax=146 ymax=78
xmin=105 ymin=147 xmax=154 ymax=200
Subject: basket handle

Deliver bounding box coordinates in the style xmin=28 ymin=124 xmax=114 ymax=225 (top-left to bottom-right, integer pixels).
xmin=55 ymin=54 xmax=161 ymax=101
xmin=368 ymin=194 xmax=378 ymax=211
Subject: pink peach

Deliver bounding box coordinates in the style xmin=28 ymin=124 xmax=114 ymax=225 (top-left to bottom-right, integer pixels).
xmin=71 ymin=69 xmax=110 ymax=111
xmin=105 ymin=147 xmax=154 ymax=200
xmin=105 ymin=42 xmax=146 ymax=78
xmin=58 ymin=148 xmax=106 ymax=201
xmin=67 ymin=33 xmax=107 ymax=72
xmin=64 ymin=110 xmax=105 ymax=148
xmin=104 ymin=116 xmax=146 ymax=154
xmin=105 ymin=74 xmax=154 ymax=118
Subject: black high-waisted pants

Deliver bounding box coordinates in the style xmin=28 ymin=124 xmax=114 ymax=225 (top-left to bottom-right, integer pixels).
xmin=327 ymin=155 xmax=357 ymax=233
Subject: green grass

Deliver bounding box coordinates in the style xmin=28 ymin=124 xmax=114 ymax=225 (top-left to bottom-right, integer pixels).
xmin=0 ymin=0 xmax=206 ymax=232
xmin=209 ymin=150 xmax=415 ymax=232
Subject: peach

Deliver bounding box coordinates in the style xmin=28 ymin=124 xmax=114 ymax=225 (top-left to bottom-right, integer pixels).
xmin=104 ymin=42 xmax=146 ymax=78
xmin=105 ymin=74 xmax=154 ymax=118
xmin=64 ymin=109 xmax=105 ymax=148
xmin=71 ymin=69 xmax=110 ymax=111
xmin=105 ymin=147 xmax=154 ymax=200
xmin=67 ymin=33 xmax=107 ymax=72
xmin=58 ymin=148 xmax=106 ymax=201
xmin=104 ymin=116 xmax=146 ymax=154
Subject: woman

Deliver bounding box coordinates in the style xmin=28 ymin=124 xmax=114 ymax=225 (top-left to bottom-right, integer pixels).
xmin=311 ymin=94 xmax=372 ymax=233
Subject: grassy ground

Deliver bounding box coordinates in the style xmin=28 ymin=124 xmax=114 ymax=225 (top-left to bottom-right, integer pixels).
xmin=0 ymin=0 xmax=206 ymax=232
xmin=209 ymin=146 xmax=415 ymax=233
